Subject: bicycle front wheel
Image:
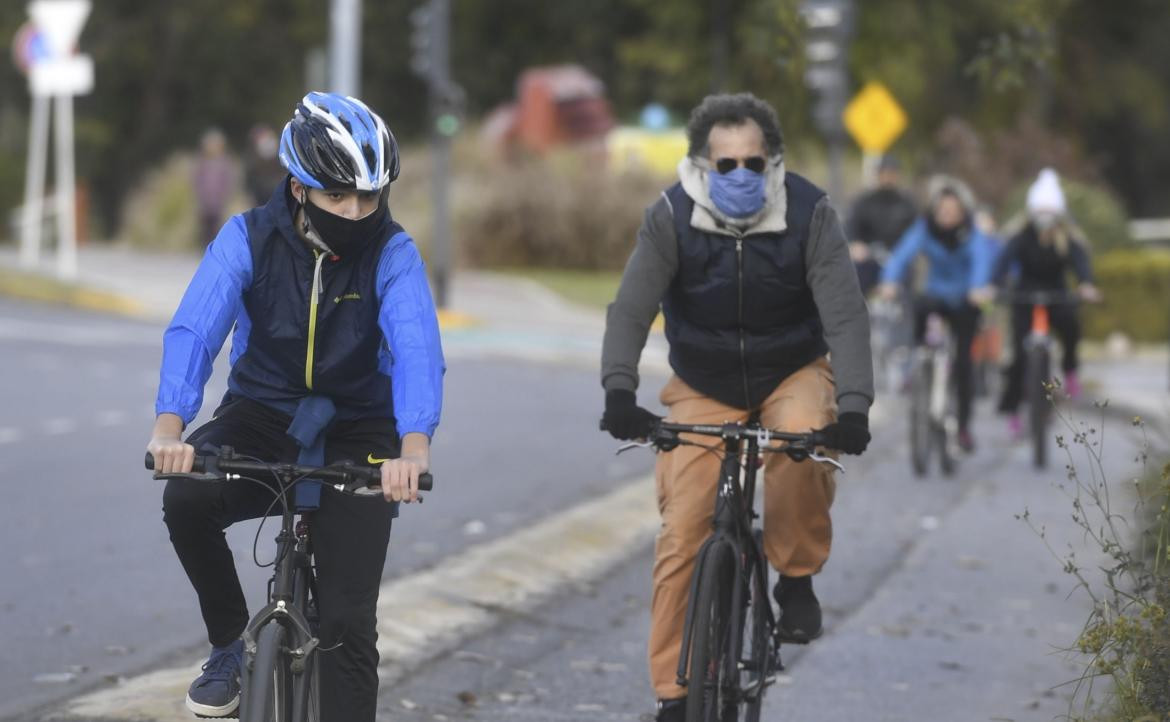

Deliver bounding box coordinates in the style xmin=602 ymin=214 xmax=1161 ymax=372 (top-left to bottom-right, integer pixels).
xmin=240 ymin=623 xmax=292 ymax=722
xmin=1027 ymin=345 xmax=1052 ymax=469
xmin=740 ymin=534 xmax=773 ymax=722
xmin=686 ymin=542 xmax=739 ymax=722
xmin=909 ymin=356 xmax=932 ymax=477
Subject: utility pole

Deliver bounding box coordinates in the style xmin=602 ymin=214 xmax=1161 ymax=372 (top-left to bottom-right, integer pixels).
xmin=800 ymin=0 xmax=854 ymax=209
xmin=329 ymin=0 xmax=361 ymax=96
xmin=411 ymin=0 xmax=462 ymax=309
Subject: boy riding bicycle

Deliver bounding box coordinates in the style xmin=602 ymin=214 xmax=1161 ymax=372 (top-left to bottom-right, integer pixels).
xmin=147 ymin=93 xmax=444 ymax=720
xmin=599 ymin=93 xmax=873 ymax=722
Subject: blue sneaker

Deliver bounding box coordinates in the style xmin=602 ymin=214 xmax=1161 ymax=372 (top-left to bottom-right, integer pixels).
xmin=185 ymin=639 xmax=243 ymax=718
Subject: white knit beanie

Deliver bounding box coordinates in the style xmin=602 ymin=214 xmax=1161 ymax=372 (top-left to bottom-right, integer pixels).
xmin=1026 ymin=168 xmax=1067 ymax=215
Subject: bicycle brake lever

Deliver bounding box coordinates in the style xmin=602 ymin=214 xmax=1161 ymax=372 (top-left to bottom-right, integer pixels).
xmin=615 ymin=440 xmax=655 ymax=455
xmin=807 ymin=452 xmax=845 ymax=473
xmin=341 ymin=484 xmax=425 ymax=504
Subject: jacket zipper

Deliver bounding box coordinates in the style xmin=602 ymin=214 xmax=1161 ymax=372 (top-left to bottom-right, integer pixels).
xmin=736 ymin=236 xmax=751 ymax=408
xmin=305 ymin=249 xmax=326 ymax=391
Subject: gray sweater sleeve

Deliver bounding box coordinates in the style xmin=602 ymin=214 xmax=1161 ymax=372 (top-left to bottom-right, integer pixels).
xmin=601 ymin=195 xmax=678 ymax=394
xmin=805 ymin=198 xmax=875 ymax=416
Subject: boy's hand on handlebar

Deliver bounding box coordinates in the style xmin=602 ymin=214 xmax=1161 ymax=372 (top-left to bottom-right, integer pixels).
xmin=383 ymin=432 xmax=430 ymax=504
xmin=147 ymin=436 xmax=195 ymax=474
xmin=381 ymin=456 xmax=426 ymax=504
xmin=602 ymin=390 xmax=661 ymax=441
xmin=814 ymin=412 xmax=870 ymax=455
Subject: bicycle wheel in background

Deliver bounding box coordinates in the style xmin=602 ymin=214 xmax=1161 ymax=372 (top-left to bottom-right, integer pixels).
xmin=240 ymin=623 xmax=291 ymax=722
xmin=909 ymin=355 xmax=932 ymax=477
xmin=686 ymin=543 xmax=738 ymax=722
xmin=741 ymin=533 xmax=773 ymax=722
xmin=1027 ymin=344 xmax=1052 ymax=469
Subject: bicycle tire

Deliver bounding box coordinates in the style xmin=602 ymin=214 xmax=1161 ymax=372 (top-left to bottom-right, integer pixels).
xmin=686 ymin=542 xmax=738 ymax=722
xmin=909 ymin=356 xmax=932 ymax=477
xmin=740 ymin=534 xmax=772 ymax=722
xmin=1027 ymin=345 xmax=1051 ymax=469
xmin=240 ymin=623 xmax=290 ymax=722
xmin=936 ymin=422 xmax=955 ymax=476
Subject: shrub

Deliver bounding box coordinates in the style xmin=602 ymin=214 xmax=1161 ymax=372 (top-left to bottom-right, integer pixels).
xmin=118 ymin=152 xmax=248 ymax=251
xmin=456 ymin=151 xmax=671 ymax=271
xmin=1085 ymin=250 xmax=1170 ymax=342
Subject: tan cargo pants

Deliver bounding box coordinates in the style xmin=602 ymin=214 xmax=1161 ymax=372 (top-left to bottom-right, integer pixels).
xmin=648 ymin=357 xmax=839 ymax=700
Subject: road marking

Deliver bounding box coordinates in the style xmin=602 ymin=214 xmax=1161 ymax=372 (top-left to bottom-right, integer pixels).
xmin=51 ymin=474 xmax=662 ymax=721
xmin=43 ymin=418 xmax=78 ymax=436
xmin=95 ymin=409 xmax=128 ymax=427
xmin=0 ymin=427 xmax=23 ymax=444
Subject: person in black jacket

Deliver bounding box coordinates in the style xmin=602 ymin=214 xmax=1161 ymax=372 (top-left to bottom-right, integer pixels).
xmin=845 ymin=154 xmax=919 ymax=294
xmin=990 ymin=168 xmax=1100 ymax=436
xmin=599 ymin=93 xmax=872 ymax=722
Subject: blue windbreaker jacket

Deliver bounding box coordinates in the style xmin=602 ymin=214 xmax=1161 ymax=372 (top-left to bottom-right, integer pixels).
xmin=155 ymin=181 xmax=444 ymax=437
xmin=881 ymin=218 xmax=997 ymax=307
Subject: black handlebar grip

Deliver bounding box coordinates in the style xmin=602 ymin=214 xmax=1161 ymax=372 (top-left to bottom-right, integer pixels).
xmin=417 ymin=472 xmax=434 ymax=492
xmin=144 ymin=452 xmax=205 ymax=473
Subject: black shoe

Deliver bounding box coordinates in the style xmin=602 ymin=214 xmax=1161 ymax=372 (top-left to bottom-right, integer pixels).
xmin=774 ymin=574 xmax=822 ymax=642
xmin=656 ymin=697 xmax=685 ymax=722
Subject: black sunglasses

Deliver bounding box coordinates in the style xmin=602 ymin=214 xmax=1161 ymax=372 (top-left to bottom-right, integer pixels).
xmin=714 ymin=156 xmax=767 ymax=174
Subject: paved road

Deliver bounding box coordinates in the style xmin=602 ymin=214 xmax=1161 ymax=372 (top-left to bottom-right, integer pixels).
xmin=3 ymin=290 xmax=1159 ymax=722
xmin=0 ymin=298 xmax=661 ymax=720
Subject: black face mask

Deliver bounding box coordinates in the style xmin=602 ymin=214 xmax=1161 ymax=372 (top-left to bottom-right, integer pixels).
xmin=300 ymin=191 xmax=388 ymax=257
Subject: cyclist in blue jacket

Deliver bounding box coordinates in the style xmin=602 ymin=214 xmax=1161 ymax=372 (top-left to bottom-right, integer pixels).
xmin=146 ymin=92 xmax=444 ymax=720
xmin=878 ymin=175 xmax=996 ymax=452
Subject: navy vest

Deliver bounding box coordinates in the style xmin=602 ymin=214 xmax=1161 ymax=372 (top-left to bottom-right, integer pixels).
xmin=227 ymin=184 xmax=396 ymax=420
xmin=662 ymin=173 xmax=828 ymax=409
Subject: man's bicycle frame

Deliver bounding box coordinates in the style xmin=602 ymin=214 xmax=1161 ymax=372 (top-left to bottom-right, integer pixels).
xmin=147 ymin=447 xmax=433 ymax=722
xmin=613 ymin=420 xmax=841 ymax=722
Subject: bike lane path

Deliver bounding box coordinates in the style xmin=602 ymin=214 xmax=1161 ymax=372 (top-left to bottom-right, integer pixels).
xmin=370 ymin=370 xmax=1161 ymax=721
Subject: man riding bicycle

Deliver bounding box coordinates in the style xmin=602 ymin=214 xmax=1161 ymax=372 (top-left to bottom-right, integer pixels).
xmin=845 ymin=154 xmax=918 ymax=295
xmin=147 ymin=92 xmax=444 ymax=720
xmin=878 ymin=175 xmax=997 ymax=452
xmin=599 ymin=93 xmax=873 ymax=722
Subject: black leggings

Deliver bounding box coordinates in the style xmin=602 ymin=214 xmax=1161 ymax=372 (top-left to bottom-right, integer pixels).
xmin=162 ymin=396 xmax=398 ymax=722
xmin=914 ymin=297 xmax=981 ymax=432
xmin=998 ymin=302 xmax=1081 ymax=413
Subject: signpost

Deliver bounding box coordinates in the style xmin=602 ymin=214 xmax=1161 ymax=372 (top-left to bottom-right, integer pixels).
xmin=843 ymin=81 xmax=907 ymax=184
xmin=17 ymin=0 xmax=93 ymax=280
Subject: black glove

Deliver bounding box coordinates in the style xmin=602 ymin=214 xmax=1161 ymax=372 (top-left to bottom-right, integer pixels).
xmin=815 ymin=412 xmax=870 ymax=455
xmin=601 ymin=389 xmax=660 ymax=440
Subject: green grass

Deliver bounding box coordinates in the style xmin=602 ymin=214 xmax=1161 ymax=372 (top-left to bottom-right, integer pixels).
xmin=503 ymin=268 xmax=623 ymax=309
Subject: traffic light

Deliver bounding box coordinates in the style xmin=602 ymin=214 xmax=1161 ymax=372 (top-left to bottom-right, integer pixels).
xmin=409 ymin=3 xmax=434 ymax=80
xmin=800 ymin=0 xmax=854 ymax=138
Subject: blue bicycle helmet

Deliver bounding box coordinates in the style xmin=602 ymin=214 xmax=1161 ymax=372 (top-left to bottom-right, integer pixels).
xmin=279 ymin=92 xmax=400 ymax=191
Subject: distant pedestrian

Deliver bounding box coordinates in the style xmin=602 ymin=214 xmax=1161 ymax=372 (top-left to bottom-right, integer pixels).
xmin=192 ymin=128 xmax=236 ymax=245
xmin=243 ymin=124 xmax=286 ymax=207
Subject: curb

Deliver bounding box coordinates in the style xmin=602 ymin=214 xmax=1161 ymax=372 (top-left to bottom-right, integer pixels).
xmin=0 ymin=268 xmax=147 ymax=319
xmin=0 ymin=267 xmax=479 ymax=330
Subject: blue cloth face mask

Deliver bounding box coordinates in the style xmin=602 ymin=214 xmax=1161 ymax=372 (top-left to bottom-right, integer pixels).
xmin=708 ymin=167 xmax=767 ymax=218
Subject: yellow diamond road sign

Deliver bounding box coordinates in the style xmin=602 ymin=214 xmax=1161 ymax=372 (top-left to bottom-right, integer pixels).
xmin=843 ymin=82 xmax=907 ymax=154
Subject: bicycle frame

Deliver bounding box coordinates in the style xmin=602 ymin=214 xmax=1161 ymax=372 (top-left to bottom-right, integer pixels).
xmin=674 ymin=429 xmax=777 ymax=700
xmin=240 ymin=491 xmax=319 ymax=720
